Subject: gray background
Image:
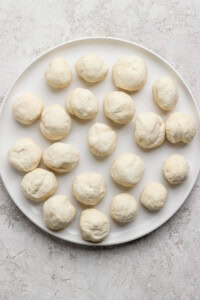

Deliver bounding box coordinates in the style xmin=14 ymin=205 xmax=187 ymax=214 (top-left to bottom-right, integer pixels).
xmin=0 ymin=1 xmax=200 ymax=299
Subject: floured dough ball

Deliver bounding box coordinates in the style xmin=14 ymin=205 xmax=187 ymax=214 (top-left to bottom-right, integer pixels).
xmin=45 ymin=57 xmax=72 ymax=88
xmin=134 ymin=112 xmax=165 ymax=149
xmin=73 ymin=172 xmax=106 ymax=206
xmin=43 ymin=195 xmax=76 ymax=230
xmin=163 ymin=154 xmax=189 ymax=184
xmin=43 ymin=143 xmax=80 ymax=173
xmin=111 ymin=153 xmax=145 ymax=187
xmin=152 ymin=76 xmax=178 ymax=111
xmin=110 ymin=193 xmax=138 ymax=223
xmin=88 ymin=123 xmax=117 ymax=157
xmin=21 ymin=168 xmax=58 ymax=202
xmin=75 ymin=54 xmax=108 ymax=83
xmin=141 ymin=182 xmax=168 ymax=211
xmin=112 ymin=55 xmax=147 ymax=91
xmin=80 ymin=209 xmax=110 ymax=242
xmin=103 ymin=91 xmax=135 ymax=124
xmin=8 ymin=138 xmax=42 ymax=172
xmin=13 ymin=92 xmax=43 ymax=125
xmin=166 ymin=112 xmax=196 ymax=144
xmin=66 ymin=88 xmax=99 ymax=120
xmin=40 ymin=104 xmax=72 ymax=141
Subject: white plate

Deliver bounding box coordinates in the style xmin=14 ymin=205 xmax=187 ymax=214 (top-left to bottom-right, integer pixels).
xmin=0 ymin=37 xmax=199 ymax=246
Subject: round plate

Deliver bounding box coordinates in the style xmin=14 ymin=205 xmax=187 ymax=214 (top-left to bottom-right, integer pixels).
xmin=0 ymin=37 xmax=199 ymax=246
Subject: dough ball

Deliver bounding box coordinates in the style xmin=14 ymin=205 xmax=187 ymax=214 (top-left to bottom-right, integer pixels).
xmin=112 ymin=55 xmax=147 ymax=91
xmin=88 ymin=123 xmax=117 ymax=157
xmin=163 ymin=154 xmax=189 ymax=184
xmin=40 ymin=104 xmax=72 ymax=141
xmin=111 ymin=153 xmax=145 ymax=187
xmin=103 ymin=91 xmax=135 ymax=124
xmin=73 ymin=172 xmax=106 ymax=206
xmin=8 ymin=138 xmax=42 ymax=172
xmin=166 ymin=112 xmax=196 ymax=144
xmin=110 ymin=193 xmax=138 ymax=223
xmin=66 ymin=88 xmax=99 ymax=120
xmin=21 ymin=168 xmax=58 ymax=202
xmin=43 ymin=143 xmax=80 ymax=173
xmin=45 ymin=57 xmax=72 ymax=88
xmin=80 ymin=208 xmax=110 ymax=242
xmin=134 ymin=112 xmax=165 ymax=149
xmin=141 ymin=182 xmax=168 ymax=211
xmin=13 ymin=92 xmax=43 ymax=125
xmin=152 ymin=76 xmax=178 ymax=111
xmin=43 ymin=195 xmax=76 ymax=230
xmin=75 ymin=54 xmax=108 ymax=83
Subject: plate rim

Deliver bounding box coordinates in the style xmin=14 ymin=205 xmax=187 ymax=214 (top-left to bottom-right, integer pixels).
xmin=1 ymin=36 xmax=200 ymax=247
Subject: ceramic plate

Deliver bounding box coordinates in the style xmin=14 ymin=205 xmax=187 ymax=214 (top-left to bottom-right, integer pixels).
xmin=0 ymin=37 xmax=199 ymax=246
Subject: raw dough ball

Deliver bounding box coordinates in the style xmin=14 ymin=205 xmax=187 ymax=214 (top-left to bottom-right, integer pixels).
xmin=110 ymin=193 xmax=138 ymax=223
xmin=21 ymin=168 xmax=58 ymax=202
xmin=88 ymin=123 xmax=117 ymax=157
xmin=165 ymin=112 xmax=196 ymax=144
xmin=80 ymin=208 xmax=110 ymax=242
xmin=112 ymin=55 xmax=147 ymax=91
xmin=152 ymin=76 xmax=178 ymax=111
xmin=141 ymin=182 xmax=168 ymax=211
xmin=8 ymin=138 xmax=42 ymax=172
xmin=163 ymin=154 xmax=189 ymax=184
xmin=66 ymin=88 xmax=99 ymax=120
xmin=103 ymin=91 xmax=135 ymax=124
xmin=13 ymin=92 xmax=43 ymax=125
xmin=40 ymin=104 xmax=72 ymax=141
xmin=43 ymin=195 xmax=76 ymax=230
xmin=75 ymin=54 xmax=108 ymax=83
xmin=111 ymin=153 xmax=145 ymax=187
xmin=45 ymin=57 xmax=72 ymax=88
xmin=73 ymin=172 xmax=106 ymax=206
xmin=43 ymin=143 xmax=80 ymax=173
xmin=134 ymin=112 xmax=165 ymax=149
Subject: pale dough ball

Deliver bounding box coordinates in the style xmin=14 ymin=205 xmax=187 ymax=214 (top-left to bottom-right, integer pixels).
xmin=141 ymin=182 xmax=168 ymax=211
xmin=21 ymin=168 xmax=58 ymax=202
xmin=73 ymin=172 xmax=106 ymax=206
xmin=163 ymin=154 xmax=189 ymax=185
xmin=111 ymin=153 xmax=145 ymax=187
xmin=103 ymin=91 xmax=135 ymax=124
xmin=166 ymin=112 xmax=196 ymax=144
xmin=43 ymin=143 xmax=80 ymax=173
xmin=152 ymin=76 xmax=178 ymax=111
xmin=40 ymin=104 xmax=72 ymax=141
xmin=45 ymin=57 xmax=72 ymax=88
xmin=8 ymin=138 xmax=42 ymax=172
xmin=43 ymin=195 xmax=76 ymax=230
xmin=75 ymin=54 xmax=108 ymax=83
xmin=88 ymin=123 xmax=117 ymax=157
xmin=80 ymin=208 xmax=110 ymax=242
xmin=13 ymin=92 xmax=43 ymax=125
xmin=110 ymin=193 xmax=138 ymax=223
xmin=66 ymin=88 xmax=99 ymax=120
xmin=134 ymin=112 xmax=165 ymax=149
xmin=112 ymin=55 xmax=147 ymax=91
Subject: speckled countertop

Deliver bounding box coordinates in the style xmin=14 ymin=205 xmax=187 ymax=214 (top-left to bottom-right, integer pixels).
xmin=0 ymin=1 xmax=200 ymax=299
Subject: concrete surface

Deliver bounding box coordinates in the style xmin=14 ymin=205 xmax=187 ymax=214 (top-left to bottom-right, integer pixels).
xmin=0 ymin=1 xmax=200 ymax=299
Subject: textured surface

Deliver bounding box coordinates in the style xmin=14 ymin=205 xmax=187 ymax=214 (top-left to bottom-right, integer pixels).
xmin=0 ymin=1 xmax=200 ymax=299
